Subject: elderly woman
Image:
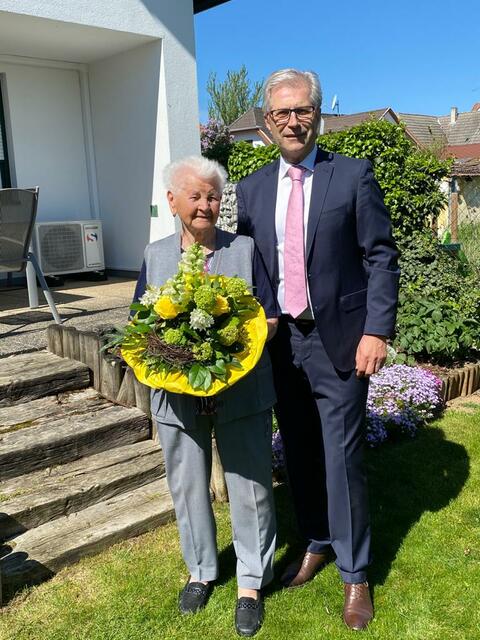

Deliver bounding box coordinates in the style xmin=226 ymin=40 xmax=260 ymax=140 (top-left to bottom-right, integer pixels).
xmin=133 ymin=156 xmax=278 ymax=637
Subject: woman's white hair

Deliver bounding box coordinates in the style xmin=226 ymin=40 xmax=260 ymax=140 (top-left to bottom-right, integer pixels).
xmin=163 ymin=156 xmax=227 ymax=194
xmin=263 ymin=69 xmax=322 ymax=113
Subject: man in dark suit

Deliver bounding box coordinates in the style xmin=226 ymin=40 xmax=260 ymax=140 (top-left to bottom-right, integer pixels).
xmin=236 ymin=69 xmax=399 ymax=630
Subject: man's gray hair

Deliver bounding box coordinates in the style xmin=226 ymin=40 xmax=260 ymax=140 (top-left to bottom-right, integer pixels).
xmin=163 ymin=155 xmax=227 ymax=193
xmin=263 ymin=69 xmax=322 ymax=112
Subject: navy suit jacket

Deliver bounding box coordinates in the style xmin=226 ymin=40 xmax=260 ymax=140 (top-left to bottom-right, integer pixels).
xmin=236 ymin=147 xmax=400 ymax=371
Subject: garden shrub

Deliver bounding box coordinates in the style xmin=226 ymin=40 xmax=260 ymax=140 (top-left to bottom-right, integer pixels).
xmin=319 ymin=120 xmax=451 ymax=239
xmin=228 ymin=141 xmax=279 ymax=182
xmin=394 ymin=230 xmax=480 ymax=363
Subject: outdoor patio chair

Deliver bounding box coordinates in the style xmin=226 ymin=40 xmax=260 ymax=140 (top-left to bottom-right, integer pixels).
xmin=0 ymin=187 xmax=62 ymax=324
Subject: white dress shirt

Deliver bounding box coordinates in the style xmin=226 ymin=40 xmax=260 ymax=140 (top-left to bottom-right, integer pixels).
xmin=275 ymin=145 xmax=317 ymax=318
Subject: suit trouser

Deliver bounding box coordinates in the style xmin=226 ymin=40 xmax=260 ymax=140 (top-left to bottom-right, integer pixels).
xmin=269 ymin=319 xmax=370 ymax=583
xmin=155 ymin=410 xmax=276 ymax=590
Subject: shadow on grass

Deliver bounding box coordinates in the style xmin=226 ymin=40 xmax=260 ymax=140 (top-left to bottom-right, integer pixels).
xmin=216 ymin=424 xmax=469 ymax=593
xmin=367 ymin=424 xmax=469 ymax=586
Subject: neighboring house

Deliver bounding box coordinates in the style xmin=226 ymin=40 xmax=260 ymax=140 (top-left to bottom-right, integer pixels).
xmin=0 ymin=0 xmax=229 ymax=278
xmin=321 ymin=107 xmax=402 ymax=134
xmin=228 ymin=107 xmax=273 ymax=147
xmin=400 ymin=105 xmax=480 ymax=237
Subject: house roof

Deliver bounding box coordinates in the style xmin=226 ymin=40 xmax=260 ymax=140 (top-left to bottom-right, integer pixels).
xmin=438 ymin=111 xmax=480 ymax=145
xmin=397 ymin=113 xmax=447 ymax=147
xmin=229 ymin=107 xmax=265 ymax=132
xmin=322 ymin=108 xmax=399 ymax=134
xmin=452 ymin=157 xmax=480 ymax=176
xmin=228 ymin=107 xmax=273 ymax=140
xmin=194 ymin=1 xmax=231 ymax=13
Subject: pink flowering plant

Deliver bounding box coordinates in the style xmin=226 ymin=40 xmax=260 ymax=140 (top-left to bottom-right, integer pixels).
xmin=366 ymin=364 xmax=444 ymax=446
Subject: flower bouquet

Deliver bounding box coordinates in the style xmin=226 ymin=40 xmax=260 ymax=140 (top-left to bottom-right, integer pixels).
xmin=106 ymin=243 xmax=267 ymax=396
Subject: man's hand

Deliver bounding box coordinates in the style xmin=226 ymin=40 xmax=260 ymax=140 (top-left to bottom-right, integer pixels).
xmin=355 ymin=335 xmax=387 ymax=378
xmin=266 ymin=318 xmax=279 ymax=341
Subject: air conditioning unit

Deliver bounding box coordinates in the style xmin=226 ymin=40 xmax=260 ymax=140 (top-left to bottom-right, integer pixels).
xmin=34 ymin=220 xmax=105 ymax=276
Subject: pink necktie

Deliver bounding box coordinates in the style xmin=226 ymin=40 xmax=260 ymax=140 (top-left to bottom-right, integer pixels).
xmin=284 ymin=165 xmax=308 ymax=318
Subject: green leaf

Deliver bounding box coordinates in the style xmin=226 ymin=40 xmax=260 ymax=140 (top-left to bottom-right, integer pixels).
xmin=202 ymin=369 xmax=212 ymax=391
xmin=129 ymin=323 xmax=151 ymax=334
xmin=188 ymin=364 xmax=208 ymax=390
xmin=130 ymin=302 xmax=148 ymax=312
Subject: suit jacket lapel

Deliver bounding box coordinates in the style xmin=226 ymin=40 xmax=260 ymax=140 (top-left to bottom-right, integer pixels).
xmin=306 ymin=149 xmax=334 ymax=257
xmin=260 ymin=159 xmax=280 ymax=280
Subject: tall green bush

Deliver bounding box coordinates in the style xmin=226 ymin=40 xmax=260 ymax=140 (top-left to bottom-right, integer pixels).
xmin=228 ymin=141 xmax=279 ymax=182
xmin=320 ymin=120 xmax=451 ymax=238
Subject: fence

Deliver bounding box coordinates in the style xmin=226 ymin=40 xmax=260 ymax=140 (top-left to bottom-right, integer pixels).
xmin=446 ymin=174 xmax=480 ymax=277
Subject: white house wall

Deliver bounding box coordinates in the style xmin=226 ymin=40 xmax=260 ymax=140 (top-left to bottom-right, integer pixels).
xmin=88 ymin=42 xmax=163 ymax=272
xmin=0 ymin=61 xmax=91 ymax=221
xmin=0 ymin=0 xmax=201 ymax=272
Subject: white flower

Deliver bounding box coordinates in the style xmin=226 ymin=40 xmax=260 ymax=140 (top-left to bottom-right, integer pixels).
xmin=139 ymin=285 xmax=163 ymax=306
xmin=189 ymin=308 xmax=214 ymax=331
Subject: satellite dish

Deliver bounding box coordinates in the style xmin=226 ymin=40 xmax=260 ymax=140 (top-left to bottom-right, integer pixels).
xmin=331 ymin=94 xmax=338 ymax=110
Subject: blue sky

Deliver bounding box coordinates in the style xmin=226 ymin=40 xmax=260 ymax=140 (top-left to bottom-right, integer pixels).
xmin=194 ymin=0 xmax=480 ymax=122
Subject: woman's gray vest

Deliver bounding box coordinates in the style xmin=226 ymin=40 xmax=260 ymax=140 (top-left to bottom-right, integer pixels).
xmin=144 ymin=229 xmax=276 ymax=428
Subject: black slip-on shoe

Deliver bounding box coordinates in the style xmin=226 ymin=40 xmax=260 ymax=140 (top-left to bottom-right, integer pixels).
xmin=178 ymin=581 xmax=212 ymax=614
xmin=235 ymin=596 xmax=264 ymax=637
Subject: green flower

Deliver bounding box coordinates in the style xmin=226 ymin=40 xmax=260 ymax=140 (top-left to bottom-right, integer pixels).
xmin=217 ymin=316 xmax=241 ymax=346
xmin=193 ymin=342 xmax=213 ymax=361
xmin=179 ymin=243 xmax=206 ymax=274
xmin=194 ymin=284 xmax=217 ymax=311
xmin=163 ymin=328 xmax=184 ymax=345
xmin=225 ymin=277 xmax=248 ymax=299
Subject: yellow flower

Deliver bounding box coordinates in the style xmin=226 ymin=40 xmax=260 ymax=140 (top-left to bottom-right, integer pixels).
xmin=211 ymin=295 xmax=230 ymax=316
xmin=154 ymin=296 xmax=182 ymax=319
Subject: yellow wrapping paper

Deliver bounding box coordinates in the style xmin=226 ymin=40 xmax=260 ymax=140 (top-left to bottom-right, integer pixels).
xmin=121 ymin=306 xmax=267 ymax=396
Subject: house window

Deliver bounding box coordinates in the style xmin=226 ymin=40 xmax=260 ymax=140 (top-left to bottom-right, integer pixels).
xmin=0 ymin=82 xmax=12 ymax=188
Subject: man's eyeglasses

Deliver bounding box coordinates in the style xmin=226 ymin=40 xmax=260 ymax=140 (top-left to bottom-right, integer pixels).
xmin=267 ymin=106 xmax=316 ymax=125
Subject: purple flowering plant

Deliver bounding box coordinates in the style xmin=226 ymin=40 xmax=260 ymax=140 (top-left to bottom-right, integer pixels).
xmin=200 ymin=119 xmax=233 ymax=169
xmin=271 ymin=365 xmax=444 ymax=466
xmin=366 ymin=364 xmax=444 ymax=446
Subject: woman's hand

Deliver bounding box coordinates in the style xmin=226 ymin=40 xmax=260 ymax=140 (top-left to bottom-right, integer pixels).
xmin=266 ymin=318 xmax=279 ymax=341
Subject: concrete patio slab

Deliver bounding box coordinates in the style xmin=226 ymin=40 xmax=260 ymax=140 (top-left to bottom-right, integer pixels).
xmin=0 ymin=277 xmax=136 ymax=358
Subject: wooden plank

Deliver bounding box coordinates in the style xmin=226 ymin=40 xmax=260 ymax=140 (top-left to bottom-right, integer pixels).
xmin=46 ymin=324 xmax=64 ymax=357
xmin=0 ymin=388 xmax=105 ymax=432
xmin=210 ymin=437 xmax=228 ymax=502
xmin=116 ymin=366 xmax=136 ymax=407
xmin=0 ymin=404 xmax=150 ymax=481
xmin=0 ymin=351 xmax=90 ymax=407
xmin=100 ymin=354 xmax=124 ymax=402
xmin=0 ymin=440 xmax=165 ymax=540
xmin=81 ymin=332 xmax=102 ymax=391
xmin=62 ymin=327 xmax=80 ymax=361
xmin=134 ymin=377 xmax=151 ymax=418
xmin=0 ymin=478 xmax=175 ymax=601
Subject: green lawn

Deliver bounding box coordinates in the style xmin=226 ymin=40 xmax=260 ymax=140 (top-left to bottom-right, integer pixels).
xmin=1 ymin=405 xmax=479 ymax=640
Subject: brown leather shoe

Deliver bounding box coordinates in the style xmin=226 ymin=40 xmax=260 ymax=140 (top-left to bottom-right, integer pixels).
xmin=343 ymin=582 xmax=373 ymax=630
xmin=281 ymin=550 xmax=331 ymax=588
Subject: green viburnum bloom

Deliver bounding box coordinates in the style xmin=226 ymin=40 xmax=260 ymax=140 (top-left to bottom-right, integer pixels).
xmin=193 ymin=342 xmax=213 ymax=361
xmin=217 ymin=325 xmax=238 ymax=346
xmin=194 ymin=284 xmax=217 ymax=311
xmin=163 ymin=328 xmax=184 ymax=345
xmin=224 ymin=277 xmax=248 ymax=298
xmin=217 ymin=316 xmax=241 ymax=346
